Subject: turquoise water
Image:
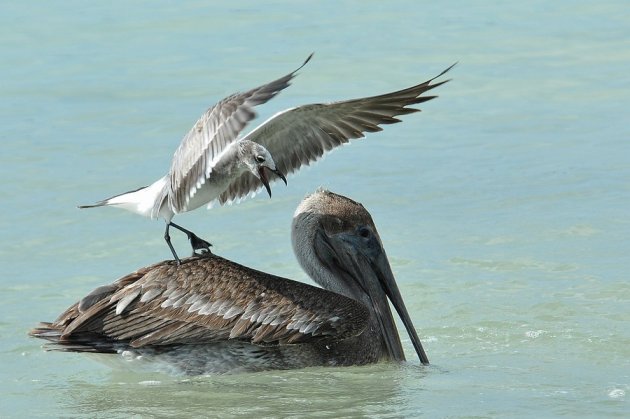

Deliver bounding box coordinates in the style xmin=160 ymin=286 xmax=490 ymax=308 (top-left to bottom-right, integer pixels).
xmin=2 ymin=0 xmax=629 ymax=417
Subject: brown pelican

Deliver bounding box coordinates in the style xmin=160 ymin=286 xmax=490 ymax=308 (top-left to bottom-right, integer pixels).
xmin=78 ymin=54 xmax=453 ymax=264
xmin=31 ymin=190 xmax=429 ymax=374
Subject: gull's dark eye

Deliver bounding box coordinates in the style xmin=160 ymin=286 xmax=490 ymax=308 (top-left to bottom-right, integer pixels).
xmin=358 ymin=226 xmax=370 ymax=238
xmin=255 ymin=155 xmax=265 ymax=163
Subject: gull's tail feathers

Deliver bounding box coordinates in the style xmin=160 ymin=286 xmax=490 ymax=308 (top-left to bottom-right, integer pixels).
xmin=78 ymin=176 xmax=169 ymax=219
xmin=78 ymin=186 xmax=146 ymax=209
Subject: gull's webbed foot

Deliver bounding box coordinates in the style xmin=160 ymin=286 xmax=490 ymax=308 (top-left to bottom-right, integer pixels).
xmin=167 ymin=221 xmax=213 ymax=260
xmin=189 ymin=233 xmax=212 ymax=255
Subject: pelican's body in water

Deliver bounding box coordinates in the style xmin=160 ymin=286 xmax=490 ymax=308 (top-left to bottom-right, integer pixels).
xmin=31 ymin=190 xmax=429 ymax=375
xmin=79 ymin=54 xmax=452 ymax=263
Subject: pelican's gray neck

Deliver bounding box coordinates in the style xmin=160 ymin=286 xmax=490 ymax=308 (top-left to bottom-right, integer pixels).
xmin=291 ymin=211 xmax=367 ymax=303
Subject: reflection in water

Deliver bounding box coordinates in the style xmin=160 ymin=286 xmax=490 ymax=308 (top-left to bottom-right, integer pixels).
xmin=60 ymin=363 xmax=430 ymax=417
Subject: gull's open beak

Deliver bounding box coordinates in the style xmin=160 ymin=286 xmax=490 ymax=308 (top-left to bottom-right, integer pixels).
xmin=274 ymin=169 xmax=287 ymax=186
xmin=259 ymin=167 xmax=272 ymax=198
xmin=259 ymin=167 xmax=287 ymax=198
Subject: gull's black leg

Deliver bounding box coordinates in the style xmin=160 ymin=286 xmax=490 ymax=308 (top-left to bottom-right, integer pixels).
xmin=164 ymin=223 xmax=182 ymax=265
xmin=168 ymin=222 xmax=212 ymax=255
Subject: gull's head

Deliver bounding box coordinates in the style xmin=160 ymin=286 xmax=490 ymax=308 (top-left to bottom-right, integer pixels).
xmin=239 ymin=140 xmax=287 ymax=198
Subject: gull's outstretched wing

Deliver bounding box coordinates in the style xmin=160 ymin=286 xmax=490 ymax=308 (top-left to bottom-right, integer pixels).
xmin=168 ymin=54 xmax=313 ymax=213
xmin=213 ymin=63 xmax=455 ymax=206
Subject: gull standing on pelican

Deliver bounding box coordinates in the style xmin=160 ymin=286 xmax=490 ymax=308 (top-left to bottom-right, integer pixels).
xmin=79 ymin=54 xmax=453 ymax=263
xmin=31 ymin=190 xmax=429 ymax=374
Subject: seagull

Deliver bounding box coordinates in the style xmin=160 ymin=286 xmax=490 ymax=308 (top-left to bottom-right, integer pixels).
xmin=31 ymin=189 xmax=429 ymax=374
xmin=79 ymin=54 xmax=453 ymax=264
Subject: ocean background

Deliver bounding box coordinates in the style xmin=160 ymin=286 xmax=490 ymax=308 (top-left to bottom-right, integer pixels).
xmin=1 ymin=0 xmax=628 ymax=417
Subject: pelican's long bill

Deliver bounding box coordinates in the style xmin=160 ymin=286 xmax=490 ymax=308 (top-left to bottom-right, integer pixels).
xmin=371 ymin=248 xmax=431 ymax=365
xmin=322 ymin=226 xmax=430 ymax=365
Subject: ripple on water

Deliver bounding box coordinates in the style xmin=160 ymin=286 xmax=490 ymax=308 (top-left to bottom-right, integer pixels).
xmin=607 ymin=388 xmax=625 ymax=400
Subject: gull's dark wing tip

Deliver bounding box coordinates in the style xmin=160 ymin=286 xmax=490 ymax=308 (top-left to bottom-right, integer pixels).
xmin=442 ymin=61 xmax=458 ymax=75
xmin=290 ymin=52 xmax=314 ymax=76
xmin=302 ymin=52 xmax=314 ymax=67
xmin=431 ymin=61 xmax=458 ymax=84
xmin=421 ymin=62 xmax=457 ymax=93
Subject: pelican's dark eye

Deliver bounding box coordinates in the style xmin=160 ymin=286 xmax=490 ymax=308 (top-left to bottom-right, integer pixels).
xmin=358 ymin=226 xmax=370 ymax=238
xmin=255 ymin=155 xmax=265 ymax=163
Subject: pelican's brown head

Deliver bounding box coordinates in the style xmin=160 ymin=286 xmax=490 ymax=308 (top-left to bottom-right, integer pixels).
xmin=291 ymin=189 xmax=430 ymax=365
xmin=294 ymin=189 xmax=377 ymax=236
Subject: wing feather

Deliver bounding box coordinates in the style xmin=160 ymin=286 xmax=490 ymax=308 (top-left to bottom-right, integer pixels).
xmin=29 ymin=255 xmax=369 ymax=351
xmin=210 ymin=63 xmax=455 ymax=205
xmin=167 ymin=54 xmax=313 ymax=213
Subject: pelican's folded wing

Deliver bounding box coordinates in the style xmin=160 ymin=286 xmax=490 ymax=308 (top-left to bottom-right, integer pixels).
xmin=29 ymin=255 xmax=369 ymax=352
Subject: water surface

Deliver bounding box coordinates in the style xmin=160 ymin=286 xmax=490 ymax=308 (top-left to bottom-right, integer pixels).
xmin=1 ymin=0 xmax=629 ymax=417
